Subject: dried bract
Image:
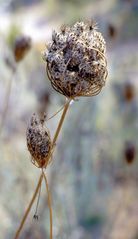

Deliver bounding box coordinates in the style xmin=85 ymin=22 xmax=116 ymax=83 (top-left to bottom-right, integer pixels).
xmin=26 ymin=113 xmax=52 ymax=168
xmin=43 ymin=21 xmax=108 ymax=98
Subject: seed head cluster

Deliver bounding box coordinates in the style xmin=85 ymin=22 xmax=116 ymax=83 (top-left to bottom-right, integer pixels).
xmin=43 ymin=21 xmax=107 ymax=98
xmin=26 ymin=113 xmax=52 ymax=168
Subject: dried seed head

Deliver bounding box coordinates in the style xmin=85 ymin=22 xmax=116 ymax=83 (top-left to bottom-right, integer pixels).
xmin=108 ymin=24 xmax=117 ymax=39
xmin=26 ymin=113 xmax=52 ymax=168
xmin=14 ymin=36 xmax=31 ymax=62
xmin=43 ymin=21 xmax=108 ymax=98
xmin=123 ymin=82 xmax=135 ymax=102
xmin=124 ymin=142 xmax=136 ymax=164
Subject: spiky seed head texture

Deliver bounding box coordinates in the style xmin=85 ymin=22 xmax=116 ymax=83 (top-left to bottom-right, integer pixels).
xmin=26 ymin=113 xmax=52 ymax=168
xmin=43 ymin=21 xmax=108 ymax=98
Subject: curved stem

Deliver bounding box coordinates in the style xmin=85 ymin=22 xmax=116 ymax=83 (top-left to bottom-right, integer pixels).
xmin=14 ymin=173 xmax=43 ymax=239
xmin=43 ymin=172 xmax=53 ymax=239
xmin=46 ymin=101 xmax=67 ymax=122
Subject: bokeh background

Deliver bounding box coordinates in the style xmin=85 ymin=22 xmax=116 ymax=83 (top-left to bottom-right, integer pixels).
xmin=0 ymin=0 xmax=138 ymax=238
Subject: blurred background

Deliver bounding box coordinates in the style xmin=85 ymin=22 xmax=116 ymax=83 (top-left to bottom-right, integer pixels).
xmin=0 ymin=0 xmax=138 ymax=238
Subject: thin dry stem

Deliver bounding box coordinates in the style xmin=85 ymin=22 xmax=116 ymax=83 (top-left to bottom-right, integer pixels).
xmin=44 ymin=98 xmax=71 ymax=167
xmin=43 ymin=172 xmax=53 ymax=239
xmin=14 ymin=173 xmax=43 ymax=239
xmin=52 ymin=98 xmax=71 ymax=146
xmin=34 ymin=177 xmax=42 ymax=217
xmin=46 ymin=101 xmax=67 ymax=122
xmin=0 ymin=71 xmax=15 ymax=136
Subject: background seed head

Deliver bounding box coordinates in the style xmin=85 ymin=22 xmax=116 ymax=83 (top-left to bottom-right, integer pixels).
xmin=14 ymin=35 xmax=31 ymax=62
xmin=43 ymin=21 xmax=107 ymax=98
xmin=124 ymin=141 xmax=136 ymax=164
xmin=26 ymin=113 xmax=52 ymax=168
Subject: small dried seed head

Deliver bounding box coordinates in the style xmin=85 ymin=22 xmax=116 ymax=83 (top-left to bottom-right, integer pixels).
xmin=43 ymin=21 xmax=108 ymax=98
xmin=107 ymin=24 xmax=117 ymax=39
xmin=14 ymin=36 xmax=31 ymax=62
xmin=26 ymin=113 xmax=52 ymax=168
xmin=124 ymin=142 xmax=136 ymax=164
xmin=123 ymin=82 xmax=135 ymax=102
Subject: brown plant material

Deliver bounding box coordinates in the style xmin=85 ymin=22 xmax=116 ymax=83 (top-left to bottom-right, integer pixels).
xmin=26 ymin=113 xmax=52 ymax=168
xmin=38 ymin=90 xmax=51 ymax=107
xmin=108 ymin=24 xmax=117 ymax=39
xmin=37 ymin=90 xmax=51 ymax=118
xmin=123 ymin=82 xmax=135 ymax=102
xmin=43 ymin=21 xmax=108 ymax=98
xmin=14 ymin=36 xmax=31 ymax=62
xmin=124 ymin=142 xmax=136 ymax=164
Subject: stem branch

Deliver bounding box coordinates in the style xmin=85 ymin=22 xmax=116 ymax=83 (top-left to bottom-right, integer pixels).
xmin=14 ymin=97 xmax=71 ymax=239
xmin=14 ymin=174 xmax=43 ymax=239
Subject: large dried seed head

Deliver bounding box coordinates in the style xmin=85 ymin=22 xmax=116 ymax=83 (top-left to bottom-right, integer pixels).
xmin=26 ymin=113 xmax=52 ymax=168
xmin=43 ymin=21 xmax=108 ymax=98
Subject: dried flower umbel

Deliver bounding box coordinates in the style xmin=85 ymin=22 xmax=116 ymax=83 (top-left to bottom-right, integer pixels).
xmin=26 ymin=113 xmax=52 ymax=168
xmin=43 ymin=21 xmax=108 ymax=98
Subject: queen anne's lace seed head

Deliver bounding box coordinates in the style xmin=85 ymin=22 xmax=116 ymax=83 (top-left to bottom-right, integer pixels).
xmin=26 ymin=113 xmax=52 ymax=168
xmin=43 ymin=21 xmax=108 ymax=98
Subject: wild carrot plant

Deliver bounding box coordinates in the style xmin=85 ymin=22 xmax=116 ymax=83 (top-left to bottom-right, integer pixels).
xmin=14 ymin=20 xmax=108 ymax=239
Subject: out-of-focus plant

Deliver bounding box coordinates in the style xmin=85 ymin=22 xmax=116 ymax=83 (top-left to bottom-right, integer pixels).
xmin=0 ymin=35 xmax=31 ymax=136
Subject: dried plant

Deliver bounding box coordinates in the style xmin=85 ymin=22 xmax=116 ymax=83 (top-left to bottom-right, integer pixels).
xmin=43 ymin=21 xmax=107 ymax=98
xmin=0 ymin=36 xmax=31 ymax=136
xmin=14 ymin=36 xmax=31 ymax=62
xmin=124 ymin=141 xmax=136 ymax=164
xmin=123 ymin=82 xmax=135 ymax=102
xmin=14 ymin=20 xmax=108 ymax=239
xmin=26 ymin=113 xmax=52 ymax=168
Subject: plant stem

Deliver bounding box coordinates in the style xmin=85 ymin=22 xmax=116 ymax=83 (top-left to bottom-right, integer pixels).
xmin=43 ymin=172 xmax=53 ymax=239
xmin=14 ymin=174 xmax=43 ymax=239
xmin=46 ymin=101 xmax=68 ymax=122
xmin=34 ymin=177 xmax=42 ymax=217
xmin=0 ymin=71 xmax=15 ymax=136
xmin=45 ymin=98 xmax=71 ymax=167
xmin=52 ymin=98 xmax=71 ymax=146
